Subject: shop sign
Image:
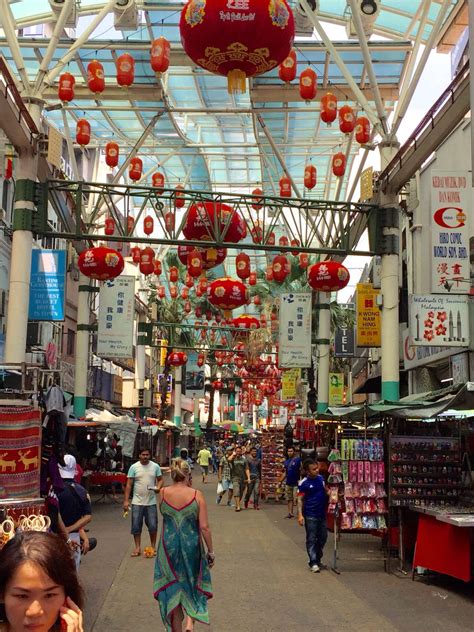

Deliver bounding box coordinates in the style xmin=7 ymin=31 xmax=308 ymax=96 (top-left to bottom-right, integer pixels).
xmin=360 ymin=167 xmax=373 ymax=201
xmin=97 ymin=276 xmax=135 ymax=358
xmin=329 ymin=373 xmax=345 ymax=405
xmin=278 ymin=292 xmax=312 ymax=368
xmin=408 ymin=294 xmax=469 ymax=347
xmin=281 ymin=368 xmax=301 ymax=400
xmin=334 ymin=326 xmax=355 ymax=357
xmin=430 ymin=171 xmax=470 ymax=294
xmin=184 ymin=352 xmax=205 ymax=399
xmin=451 ymin=353 xmax=469 ymax=385
xmin=29 ymin=250 xmax=67 ymax=321
xmin=402 ymin=328 xmax=455 ymax=370
xmin=356 ymin=283 xmax=381 ymax=347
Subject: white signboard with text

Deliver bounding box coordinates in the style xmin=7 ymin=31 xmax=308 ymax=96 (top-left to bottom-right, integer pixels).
xmin=278 ymin=293 xmax=312 ymax=368
xmin=431 ymin=171 xmax=470 ymax=294
xmin=97 ymin=276 xmax=135 ymax=358
xmin=409 ymin=294 xmax=469 ymax=347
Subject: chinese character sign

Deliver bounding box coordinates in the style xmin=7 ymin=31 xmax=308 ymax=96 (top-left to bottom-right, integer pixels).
xmin=408 ymin=294 xmax=469 ymax=347
xmin=29 ymin=250 xmax=67 ymax=321
xmin=281 ymin=368 xmax=301 ymax=400
xmin=356 ymin=283 xmax=381 ymax=347
xmin=430 ymin=171 xmax=471 ymax=294
xmin=97 ymin=276 xmax=135 ymax=358
xmin=278 ymin=293 xmax=312 ymax=368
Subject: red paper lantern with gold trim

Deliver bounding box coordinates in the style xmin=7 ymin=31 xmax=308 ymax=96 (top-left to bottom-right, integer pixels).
xmin=187 ymin=249 xmax=203 ymax=278
xmin=170 ymin=285 xmax=178 ymax=299
xmin=168 ymin=350 xmax=188 ymax=367
xmin=105 ymin=142 xmax=119 ymax=168
xmin=279 ymin=176 xmax=291 ymax=198
xmin=179 ymin=0 xmax=295 ymax=94
xmin=175 ymin=184 xmax=185 ymax=208
xmin=251 ymin=188 xmax=264 ymax=211
xmin=129 ymin=157 xmax=142 ymax=182
xmin=130 ymin=246 xmax=141 ymax=263
xmin=127 ymin=216 xmax=135 ymax=235
xmin=157 ymin=285 xmax=166 ymax=299
xmin=332 ymin=152 xmax=346 ymax=177
xmin=197 ymin=353 xmax=205 ymax=367
xmin=299 ymin=253 xmax=309 ymax=269
xmin=272 ymin=254 xmax=290 ymax=284
xmin=169 ymin=266 xmax=179 ymax=283
xmin=177 ymin=245 xmax=226 ymax=270
xmin=76 ymin=119 xmax=91 ymax=147
xmin=299 ymin=67 xmax=317 ymax=102
xmin=165 ymin=211 xmax=175 ymax=232
xmin=308 ymin=261 xmax=350 ymax=292
xmin=339 ymin=104 xmax=355 ymax=134
xmin=139 ymin=247 xmax=155 ymax=276
xmin=87 ymin=60 xmax=105 ymax=95
xmin=154 ymin=259 xmax=162 ymax=276
xmin=116 ymin=53 xmax=135 ymax=87
xmin=208 ymin=277 xmax=248 ymax=317
xmin=235 ymin=252 xmax=250 ymax=280
xmin=104 ymin=217 xmax=115 ymax=236
xmin=320 ymin=92 xmax=337 ymax=124
xmin=304 ymin=163 xmax=316 ymax=190
xmin=78 ymin=247 xmax=124 ymax=280
xmin=279 ymin=48 xmax=297 ymax=83
xmin=152 ymin=171 xmax=165 ymax=193
xmin=251 ymin=225 xmax=263 ymax=244
xmin=150 ymin=37 xmax=171 ymax=74
xmin=249 ymin=271 xmax=257 ymax=286
xmin=143 ymin=215 xmax=154 ymax=235
xmin=232 ymin=315 xmax=260 ymax=331
xmin=58 ymin=72 xmax=75 ymax=102
xmin=355 ymin=116 xmax=370 ymax=145
xmin=183 ymin=201 xmax=246 ymax=243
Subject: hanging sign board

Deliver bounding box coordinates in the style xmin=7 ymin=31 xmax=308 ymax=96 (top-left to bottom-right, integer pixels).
xmin=185 ymin=352 xmax=205 ymax=399
xmin=356 ymin=283 xmax=381 ymax=347
xmin=28 ymin=249 xmax=67 ymax=321
xmin=430 ymin=171 xmax=470 ymax=294
xmin=334 ymin=326 xmax=355 ymax=357
xmin=281 ymin=368 xmax=301 ymax=400
xmin=97 ymin=276 xmax=135 ymax=358
xmin=278 ymin=293 xmax=312 ymax=368
xmin=329 ymin=373 xmax=345 ymax=406
xmin=402 ymin=328 xmax=455 ymax=370
xmin=408 ymin=294 xmax=469 ymax=347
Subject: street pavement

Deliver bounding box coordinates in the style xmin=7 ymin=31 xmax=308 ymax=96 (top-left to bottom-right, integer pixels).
xmin=81 ymin=472 xmax=474 ymax=631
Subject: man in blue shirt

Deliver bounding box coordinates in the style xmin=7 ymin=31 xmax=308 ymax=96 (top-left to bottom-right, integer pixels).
xmin=280 ymin=446 xmax=302 ymax=519
xmin=297 ymin=459 xmax=328 ymax=573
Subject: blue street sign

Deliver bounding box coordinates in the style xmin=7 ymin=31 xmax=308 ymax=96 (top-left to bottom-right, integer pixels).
xmin=28 ymin=249 xmax=67 ymax=321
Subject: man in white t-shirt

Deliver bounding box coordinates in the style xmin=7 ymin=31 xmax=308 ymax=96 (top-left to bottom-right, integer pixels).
xmin=123 ymin=448 xmax=163 ymax=557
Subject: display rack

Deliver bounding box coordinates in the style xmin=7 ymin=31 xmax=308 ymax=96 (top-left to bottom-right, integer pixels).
xmin=260 ymin=428 xmax=285 ymax=501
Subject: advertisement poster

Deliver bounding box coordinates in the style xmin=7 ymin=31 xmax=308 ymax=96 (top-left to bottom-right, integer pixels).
xmin=401 ymin=328 xmax=454 ymax=371
xmin=408 ymin=294 xmax=469 ymax=347
xmin=281 ymin=368 xmax=301 ymax=401
xmin=430 ymin=171 xmax=470 ymax=294
xmin=28 ymin=249 xmax=67 ymax=321
xmin=334 ymin=326 xmax=355 ymax=357
xmin=97 ymin=276 xmax=135 ymax=358
xmin=329 ymin=373 xmax=345 ymax=406
xmin=356 ymin=283 xmax=381 ymax=347
xmin=185 ymin=352 xmax=205 ymax=399
xmin=278 ymin=293 xmax=312 ymax=368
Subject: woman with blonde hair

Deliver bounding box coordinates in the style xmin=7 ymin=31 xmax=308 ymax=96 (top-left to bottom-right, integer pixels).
xmin=154 ymin=458 xmax=214 ymax=632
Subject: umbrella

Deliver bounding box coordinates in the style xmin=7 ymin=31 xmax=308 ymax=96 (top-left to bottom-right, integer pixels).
xmin=221 ymin=422 xmax=245 ymax=433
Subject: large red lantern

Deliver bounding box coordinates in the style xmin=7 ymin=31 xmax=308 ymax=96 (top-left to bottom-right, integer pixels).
xmin=304 ymin=163 xmax=316 ymax=190
xmin=129 ymin=157 xmax=142 ymax=182
xmin=177 ymin=245 xmax=226 ymax=270
xmin=208 ymin=277 xmax=248 ymax=317
xmin=339 ymin=105 xmax=355 ymax=134
xmin=235 ymin=252 xmax=250 ymax=280
xmin=104 ymin=217 xmax=115 ymax=236
xmin=105 ymin=142 xmax=119 ymax=168
xmin=168 ymin=350 xmax=188 ymax=367
xmin=187 ymin=249 xmax=203 ymax=278
xmin=152 ymin=172 xmax=165 ymax=194
xmin=87 ymin=60 xmax=105 ymax=95
xmin=332 ymin=152 xmax=346 ymax=177
xmin=320 ymin=92 xmax=337 ymax=124
xmin=279 ymin=48 xmax=297 ymax=83
xmin=78 ymin=247 xmax=124 ymax=280
xmin=139 ymin=247 xmax=155 ymax=276
xmin=355 ymin=116 xmax=370 ymax=145
xmin=175 ymin=184 xmax=185 ymax=209
xmin=308 ymin=261 xmax=350 ymax=292
xmin=251 ymin=188 xmax=264 ymax=211
xmin=279 ymin=176 xmax=291 ymax=198
xmin=232 ymin=315 xmax=260 ymax=331
xmin=183 ymin=201 xmax=246 ymax=243
xmin=76 ymin=119 xmax=91 ymax=147
xmin=180 ymin=0 xmax=295 ymax=94
xmin=58 ymin=72 xmax=75 ymax=103
xmin=299 ymin=67 xmax=317 ymax=102
xmin=116 ymin=53 xmax=135 ymax=87
xmin=150 ymin=37 xmax=171 ymax=75
xmin=272 ymin=255 xmax=290 ymax=284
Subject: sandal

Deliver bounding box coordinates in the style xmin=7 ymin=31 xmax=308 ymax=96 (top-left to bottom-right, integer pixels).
xmin=130 ymin=551 xmax=141 ymax=557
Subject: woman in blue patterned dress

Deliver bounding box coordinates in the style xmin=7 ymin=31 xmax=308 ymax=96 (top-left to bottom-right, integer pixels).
xmin=154 ymin=458 xmax=214 ymax=632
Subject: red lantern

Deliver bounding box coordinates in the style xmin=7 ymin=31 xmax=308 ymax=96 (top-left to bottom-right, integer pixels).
xmin=279 ymin=49 xmax=297 ymax=83
xmin=272 ymin=255 xmax=290 ymax=284
xmin=143 ymin=215 xmax=154 ymax=235
xmin=130 ymin=246 xmax=141 ymax=263
xmin=320 ymin=92 xmax=337 ymax=124
xmin=304 ymin=163 xmax=316 ymax=190
xmin=197 ymin=353 xmax=205 ymax=367
xmin=332 ymin=152 xmax=346 ymax=177
xmin=355 ymin=116 xmax=370 ymax=145
xmin=180 ymin=0 xmax=295 ymax=94
xmin=235 ymin=252 xmax=250 ymax=280
xmin=339 ymin=105 xmax=355 ymax=134
xmin=251 ymin=188 xmax=264 ymax=211
xmin=299 ymin=253 xmax=309 ymax=269
xmin=157 ymin=285 xmax=166 ymax=299
xmin=183 ymin=201 xmax=246 ymax=243
xmin=208 ymin=277 xmax=248 ymax=317
xmin=150 ymin=37 xmax=171 ymax=74
xmin=78 ymin=247 xmax=124 ymax=280
xmin=165 ymin=211 xmax=175 ymax=233
xmin=185 ymin=273 xmax=194 ymax=288
xmin=181 ymin=287 xmax=189 ymax=299
xmin=291 ymin=238 xmax=300 ymax=255
xmin=212 ymin=380 xmax=224 ymax=390
xmin=266 ymin=264 xmax=274 ymax=281
xmin=249 ymin=271 xmax=257 ymax=286
xmin=127 ymin=216 xmax=135 ymax=235
xmin=105 ymin=142 xmax=119 ymax=168
xmin=308 ymin=261 xmax=350 ymax=292
xmin=139 ymin=247 xmax=155 ymax=276
xmin=129 ymin=157 xmax=142 ymax=182
xmin=152 ymin=172 xmax=165 ymax=193
xmin=184 ymin=301 xmax=192 ymax=314
xmin=195 ymin=306 xmax=202 ymax=318
xmin=76 ymin=119 xmax=91 ymax=147
xmin=232 ymin=315 xmax=260 ymax=331
xmin=58 ymin=72 xmax=75 ymax=102
xmin=168 ymin=350 xmax=188 ymax=367
xmin=177 ymin=245 xmax=226 ymax=270
xmin=169 ymin=266 xmax=179 ymax=283
xmin=87 ymin=60 xmax=105 ymax=95
xmin=267 ymin=232 xmax=276 ymax=246
xmin=154 ymin=259 xmax=162 ymax=276
xmin=198 ymin=277 xmax=207 ymax=293
xmin=279 ymin=236 xmax=289 ymax=248
xmin=254 ymin=295 xmax=261 ymax=306
xmin=175 ymin=184 xmax=185 ymax=209
xmin=116 ymin=53 xmax=135 ymax=87
xmin=279 ymin=176 xmax=291 ymax=198
xmin=104 ymin=217 xmax=115 ymax=236
xmin=170 ymin=285 xmax=178 ymax=299
xmin=299 ymin=67 xmax=317 ymax=102
xmin=187 ymin=249 xmax=203 ymax=278
xmin=251 ymin=225 xmax=263 ymax=244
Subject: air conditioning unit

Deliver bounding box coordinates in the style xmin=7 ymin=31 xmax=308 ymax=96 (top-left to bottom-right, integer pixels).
xmin=114 ymin=0 xmax=138 ymax=31
xmin=346 ymin=0 xmax=381 ymax=39
xmin=293 ymin=0 xmax=319 ymax=36
xmin=49 ymin=0 xmax=77 ymax=28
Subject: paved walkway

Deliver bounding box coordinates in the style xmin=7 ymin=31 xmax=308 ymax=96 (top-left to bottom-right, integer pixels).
xmin=81 ymin=473 xmax=474 ymax=631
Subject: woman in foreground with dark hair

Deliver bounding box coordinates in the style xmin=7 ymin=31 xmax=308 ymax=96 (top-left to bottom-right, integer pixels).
xmin=0 ymin=531 xmax=84 ymax=632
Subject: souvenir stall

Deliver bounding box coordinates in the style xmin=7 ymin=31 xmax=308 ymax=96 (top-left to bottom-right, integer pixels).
xmin=260 ymin=427 xmax=285 ymax=501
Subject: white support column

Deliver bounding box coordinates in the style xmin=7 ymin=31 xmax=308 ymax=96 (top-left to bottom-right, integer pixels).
xmin=73 ymin=272 xmax=91 ymax=417
xmin=135 ymin=313 xmax=146 ymax=392
xmin=173 ymin=365 xmax=183 ymax=428
xmin=316 ymin=291 xmax=331 ymax=413
xmin=0 ymin=1 xmax=30 ymax=92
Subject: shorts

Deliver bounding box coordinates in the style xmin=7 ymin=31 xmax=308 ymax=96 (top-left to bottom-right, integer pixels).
xmin=221 ymin=479 xmax=233 ymax=491
xmin=285 ymin=485 xmax=298 ymax=502
xmin=232 ymin=478 xmax=246 ymax=498
xmin=131 ymin=504 xmax=158 ymax=535
xmin=200 ymin=465 xmax=209 ymax=475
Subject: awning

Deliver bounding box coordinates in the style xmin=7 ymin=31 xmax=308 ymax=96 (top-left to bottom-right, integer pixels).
xmin=353 ymin=374 xmax=381 ymax=394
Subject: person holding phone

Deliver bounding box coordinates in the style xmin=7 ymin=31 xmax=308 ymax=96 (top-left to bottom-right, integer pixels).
xmin=154 ymin=458 xmax=213 ymax=632
xmin=0 ymin=531 xmax=84 ymax=631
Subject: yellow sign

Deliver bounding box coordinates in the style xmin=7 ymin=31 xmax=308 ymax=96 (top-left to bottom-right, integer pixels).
xmin=360 ymin=167 xmax=374 ymax=201
xmin=281 ymin=368 xmax=301 ymax=400
xmin=329 ymin=373 xmax=344 ymax=406
xmin=356 ymin=283 xmax=381 ymax=347
xmin=159 ymin=339 xmax=168 ymax=368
